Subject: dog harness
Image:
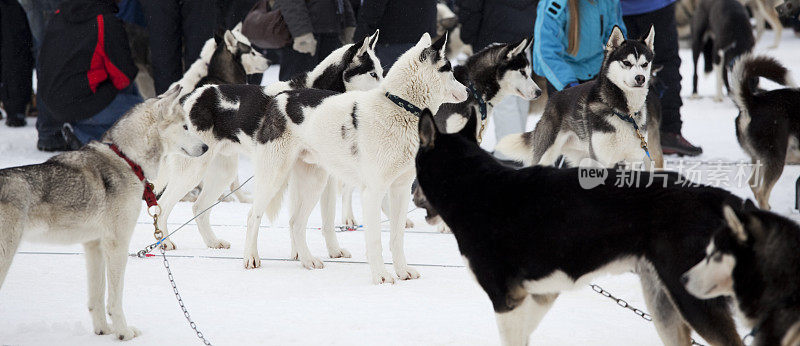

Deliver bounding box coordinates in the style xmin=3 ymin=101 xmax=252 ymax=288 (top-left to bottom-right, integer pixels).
xmin=612 ymin=110 xmax=651 ymax=160
xmin=467 ymin=81 xmax=492 ymax=143
xmin=385 ymin=92 xmax=423 ymax=117
xmin=106 ymin=143 xmax=159 ymax=208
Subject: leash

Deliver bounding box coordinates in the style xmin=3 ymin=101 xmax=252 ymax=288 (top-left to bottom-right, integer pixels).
xmin=385 ymin=92 xmax=423 ymax=117
xmin=107 ymin=142 xmax=216 ymax=345
xmin=612 ymin=110 xmax=651 ymax=160
xmin=466 ymin=80 xmax=492 ymax=143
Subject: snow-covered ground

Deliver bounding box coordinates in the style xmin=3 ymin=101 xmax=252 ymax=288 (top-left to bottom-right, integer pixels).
xmin=2 ymin=30 xmax=800 ymax=345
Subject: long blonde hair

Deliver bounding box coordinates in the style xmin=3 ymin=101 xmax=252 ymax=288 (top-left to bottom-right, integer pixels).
xmin=567 ymin=0 xmax=581 ymax=56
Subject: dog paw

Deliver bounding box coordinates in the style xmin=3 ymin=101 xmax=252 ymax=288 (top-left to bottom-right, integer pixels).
xmin=689 ymin=93 xmax=701 ymax=100
xmin=713 ymin=95 xmax=724 ymax=103
xmin=405 ymin=218 xmax=415 ymax=228
xmin=206 ymin=238 xmax=231 ymax=249
xmin=299 ymin=255 xmax=325 ymax=269
xmin=343 ymin=216 xmax=358 ymax=227
xmin=93 ymin=325 xmax=112 ymax=336
xmin=237 ymin=195 xmax=253 ymax=204
xmin=328 ymin=247 xmax=352 ymax=258
xmin=395 ymin=266 xmax=421 ymax=281
xmin=437 ymin=223 xmax=452 ymax=233
xmin=244 ymin=252 xmax=261 ymax=269
xmin=116 ymin=326 xmax=140 ymax=340
xmin=372 ymin=270 xmax=396 ymax=284
xmin=219 ymin=194 xmax=235 ymax=202
xmin=161 ymin=239 xmax=176 ymax=251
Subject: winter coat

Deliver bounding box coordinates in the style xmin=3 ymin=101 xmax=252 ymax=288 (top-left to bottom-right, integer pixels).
xmin=38 ymin=0 xmax=137 ymax=122
xmin=457 ymin=0 xmax=538 ymax=51
xmin=353 ymin=0 xmax=437 ymax=44
xmin=274 ymin=0 xmax=356 ymax=38
xmin=533 ymin=0 xmax=626 ymax=90
xmin=620 ymin=0 xmax=675 ymax=16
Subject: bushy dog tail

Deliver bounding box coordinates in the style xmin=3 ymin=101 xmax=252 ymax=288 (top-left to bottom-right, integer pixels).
xmin=495 ymin=132 xmax=532 ymax=164
xmin=731 ymin=54 xmax=796 ymax=114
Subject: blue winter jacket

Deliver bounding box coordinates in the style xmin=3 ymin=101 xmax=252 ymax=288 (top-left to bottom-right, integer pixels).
xmin=620 ymin=0 xmax=675 ymax=16
xmin=533 ymin=0 xmax=626 ymax=90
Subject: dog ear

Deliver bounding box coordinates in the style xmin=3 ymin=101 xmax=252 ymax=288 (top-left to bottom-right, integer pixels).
xmin=416 ymin=32 xmax=432 ymax=49
xmin=369 ymin=29 xmax=380 ymax=51
xmin=506 ymin=38 xmax=528 ymax=59
xmin=457 ymin=113 xmax=479 ymax=143
xmin=431 ymin=31 xmax=448 ymax=57
xmin=223 ymin=30 xmax=238 ymax=51
xmin=642 ymin=25 xmax=655 ymax=51
xmin=723 ymin=205 xmax=748 ymax=243
xmin=357 ymin=34 xmax=372 ymax=56
xmin=233 ymin=22 xmax=243 ymax=32
xmin=606 ymin=26 xmax=625 ymax=51
xmin=214 ymin=28 xmax=225 ymax=44
xmin=418 ymin=109 xmax=438 ymax=148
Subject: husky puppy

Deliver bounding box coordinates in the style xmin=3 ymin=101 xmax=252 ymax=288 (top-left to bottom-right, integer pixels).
xmin=416 ymin=110 xmax=745 ymax=346
xmin=181 ymin=33 xmax=468 ymax=283
xmin=729 ymin=54 xmax=799 ymax=210
xmin=496 ymin=26 xmax=664 ymax=169
xmin=0 ymin=86 xmax=207 ymax=340
xmin=683 ymin=204 xmax=800 ymax=346
xmin=412 ymin=38 xmax=542 ymax=233
xmin=153 ymin=32 xmax=382 ymax=251
xmin=690 ymin=0 xmax=754 ymax=102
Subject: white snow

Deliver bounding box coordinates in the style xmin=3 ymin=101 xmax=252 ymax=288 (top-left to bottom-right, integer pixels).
xmin=2 ymin=30 xmax=799 ymax=345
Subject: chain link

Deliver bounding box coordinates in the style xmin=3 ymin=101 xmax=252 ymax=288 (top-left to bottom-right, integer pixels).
xmin=160 ymin=246 xmax=212 ymax=345
xmin=589 ymin=284 xmax=707 ymax=346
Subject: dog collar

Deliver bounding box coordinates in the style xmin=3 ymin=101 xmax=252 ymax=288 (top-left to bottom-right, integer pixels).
xmin=612 ymin=110 xmax=651 ymax=160
xmin=385 ymin=92 xmax=423 ymax=117
xmin=106 ymin=143 xmax=159 ymax=208
xmin=467 ymin=81 xmax=488 ymax=121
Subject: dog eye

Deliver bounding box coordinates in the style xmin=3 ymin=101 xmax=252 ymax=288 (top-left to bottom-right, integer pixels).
xmin=641 ymin=62 xmax=649 ymax=68
xmin=183 ymin=125 xmax=188 ymax=130
xmin=622 ymin=61 xmax=633 ymax=68
xmin=370 ymin=72 xmax=378 ymax=79
xmin=713 ymin=253 xmax=723 ymax=263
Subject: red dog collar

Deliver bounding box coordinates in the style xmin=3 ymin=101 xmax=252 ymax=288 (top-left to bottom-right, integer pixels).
xmin=106 ymin=143 xmax=159 ymax=208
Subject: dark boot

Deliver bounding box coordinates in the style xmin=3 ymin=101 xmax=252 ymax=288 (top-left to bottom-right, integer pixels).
xmin=661 ymin=132 xmax=703 ymax=157
xmin=5 ymin=113 xmax=26 ymax=127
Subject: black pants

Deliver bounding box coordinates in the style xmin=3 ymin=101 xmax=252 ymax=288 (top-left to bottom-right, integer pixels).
xmin=0 ymin=0 xmax=33 ymax=116
xmin=624 ymin=3 xmax=683 ymax=134
xmin=140 ymin=0 xmax=218 ymax=94
xmin=279 ymin=34 xmax=343 ymax=81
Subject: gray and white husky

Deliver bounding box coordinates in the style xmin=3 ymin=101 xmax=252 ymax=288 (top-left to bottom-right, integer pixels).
xmin=0 ymin=86 xmax=207 ymax=340
xmin=181 ymin=32 xmax=468 ymax=283
xmin=496 ymin=26 xmax=665 ymax=169
xmin=153 ymin=31 xmax=382 ymax=251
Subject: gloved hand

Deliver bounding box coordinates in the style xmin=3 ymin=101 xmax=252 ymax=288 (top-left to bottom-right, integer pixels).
xmin=342 ymin=27 xmax=355 ymax=44
xmin=565 ymin=81 xmax=579 ymax=89
xmin=293 ymin=33 xmax=317 ymax=56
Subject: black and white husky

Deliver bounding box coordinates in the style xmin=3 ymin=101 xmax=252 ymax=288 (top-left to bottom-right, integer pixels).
xmin=0 ymin=86 xmax=207 ymax=340
xmin=729 ymin=54 xmax=799 ymax=210
xmin=181 ymin=33 xmax=468 ymax=283
xmin=496 ymin=26 xmax=664 ymax=169
xmin=154 ymin=32 xmax=382 ymax=251
xmin=683 ymin=203 xmax=800 ymax=346
xmin=690 ymin=0 xmax=754 ymax=102
xmin=416 ymin=111 xmax=745 ymax=346
xmin=412 ymin=38 xmax=542 ymax=233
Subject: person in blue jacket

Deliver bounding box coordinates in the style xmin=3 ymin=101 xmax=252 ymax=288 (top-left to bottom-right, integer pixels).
xmin=533 ymin=0 xmax=626 ymax=92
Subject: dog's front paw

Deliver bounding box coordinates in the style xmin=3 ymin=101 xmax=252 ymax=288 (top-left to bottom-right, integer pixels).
xmin=405 ymin=218 xmax=415 ymax=228
xmin=343 ymin=216 xmax=358 ymax=227
xmin=161 ymin=238 xmax=177 ymax=251
xmin=372 ymin=270 xmax=396 ymax=284
xmin=93 ymin=324 xmax=112 ymax=336
xmin=437 ymin=223 xmax=451 ymax=233
xmin=205 ymin=238 xmax=231 ymax=249
xmin=328 ymin=247 xmax=352 ymax=258
xmin=395 ymin=266 xmax=420 ymax=281
xmin=244 ymin=251 xmax=261 ymax=269
xmin=689 ymin=93 xmax=701 ymax=100
xmin=713 ymin=95 xmax=724 ymax=103
xmin=299 ymin=255 xmax=325 ymax=269
xmin=236 ymin=193 xmax=253 ymax=204
xmin=116 ymin=326 xmax=140 ymax=341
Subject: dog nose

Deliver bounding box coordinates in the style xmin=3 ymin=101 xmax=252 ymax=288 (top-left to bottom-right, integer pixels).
xmin=635 ymin=75 xmax=645 ymax=85
xmin=201 ymin=144 xmax=209 ymax=154
xmin=680 ymin=273 xmax=689 ymax=285
xmin=534 ymin=89 xmax=542 ymax=98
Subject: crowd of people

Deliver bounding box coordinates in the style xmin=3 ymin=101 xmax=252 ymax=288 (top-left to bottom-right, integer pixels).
xmin=0 ymin=0 xmax=788 ymax=156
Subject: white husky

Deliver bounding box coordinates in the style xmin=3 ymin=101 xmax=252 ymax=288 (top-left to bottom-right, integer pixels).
xmin=181 ymin=33 xmax=468 ymax=283
xmin=0 ymin=86 xmax=207 ymax=340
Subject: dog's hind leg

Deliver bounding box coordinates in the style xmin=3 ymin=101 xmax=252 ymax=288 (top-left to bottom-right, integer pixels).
xmin=0 ymin=207 xmax=23 ymax=288
xmin=320 ymin=177 xmax=351 ymax=258
xmin=713 ymin=59 xmax=725 ymax=102
xmin=84 ymin=239 xmax=111 ymax=335
xmin=156 ymin=156 xmax=210 ymax=250
xmin=363 ymin=185 xmax=392 ymax=284
xmin=286 ymin=162 xmax=328 ymax=269
xmin=496 ymin=293 xmax=558 ymax=346
xmin=341 ymin=184 xmax=357 ymax=226
xmin=388 ymin=175 xmax=420 ymax=281
xmin=638 ymin=262 xmax=691 ymax=346
xmin=192 ymin=154 xmax=237 ymax=249
xmin=755 ymin=157 xmax=785 ymax=210
xmin=102 ymin=230 xmax=139 ymax=340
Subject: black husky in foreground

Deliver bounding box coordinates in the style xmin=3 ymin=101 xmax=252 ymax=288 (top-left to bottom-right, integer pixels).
xmin=415 ymin=110 xmax=745 ymax=345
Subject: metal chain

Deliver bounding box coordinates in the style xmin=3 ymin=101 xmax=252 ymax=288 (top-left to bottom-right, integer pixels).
xmin=160 ymin=246 xmax=212 ymax=345
xmin=589 ymin=284 xmax=707 ymax=346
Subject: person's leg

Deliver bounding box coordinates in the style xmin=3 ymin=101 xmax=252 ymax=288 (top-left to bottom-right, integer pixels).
xmin=35 ymin=94 xmax=68 ymax=151
xmin=314 ymin=33 xmax=343 ymax=65
xmin=140 ymin=0 xmax=182 ymax=94
xmin=0 ymin=0 xmax=34 ymax=126
xmin=180 ymin=0 xmax=217 ymax=68
xmin=70 ymin=86 xmax=143 ymax=144
xmin=375 ymin=43 xmax=414 ymax=70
